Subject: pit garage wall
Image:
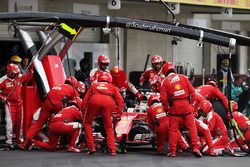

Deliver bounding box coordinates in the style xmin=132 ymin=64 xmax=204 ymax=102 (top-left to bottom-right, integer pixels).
xmin=39 ymin=1 xmax=236 ymax=76
xmin=211 ymin=14 xmax=250 ymax=75
xmin=104 ymin=3 xmax=206 ymax=76
xmin=1 ymin=0 xmax=250 ymax=76
xmin=104 ymin=2 xmax=172 ymax=75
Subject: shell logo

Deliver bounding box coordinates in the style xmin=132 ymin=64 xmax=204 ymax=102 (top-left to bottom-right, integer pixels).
xmin=156 ymin=108 xmax=163 ymax=113
xmin=175 ymin=84 xmax=181 ymax=90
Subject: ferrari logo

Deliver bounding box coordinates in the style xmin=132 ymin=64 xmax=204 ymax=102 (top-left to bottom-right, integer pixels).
xmin=175 ymin=84 xmax=181 ymax=90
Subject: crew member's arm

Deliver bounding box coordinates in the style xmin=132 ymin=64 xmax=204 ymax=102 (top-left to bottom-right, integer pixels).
xmin=206 ymin=111 xmax=216 ymax=132
xmin=113 ymin=86 xmax=124 ymax=117
xmin=81 ymin=86 xmax=92 ymax=118
xmin=147 ymin=107 xmax=155 ymax=131
xmin=214 ymin=88 xmax=229 ymax=112
xmin=160 ymin=78 xmax=169 ymax=112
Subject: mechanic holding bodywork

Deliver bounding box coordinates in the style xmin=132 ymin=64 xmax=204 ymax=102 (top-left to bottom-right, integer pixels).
xmin=20 ymin=76 xmax=79 ymax=150
xmin=82 ymin=72 xmax=124 ymax=156
xmin=0 ymin=63 xmax=33 ymax=150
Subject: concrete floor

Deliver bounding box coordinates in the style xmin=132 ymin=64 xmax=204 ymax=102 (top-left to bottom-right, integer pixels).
xmin=0 ymin=149 xmax=250 ymax=167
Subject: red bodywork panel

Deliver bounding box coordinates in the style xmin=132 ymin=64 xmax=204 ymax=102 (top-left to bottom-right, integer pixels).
xmin=115 ymin=112 xmax=147 ymax=141
xmin=112 ymin=69 xmax=127 ymax=90
xmin=42 ymin=55 xmax=65 ymax=88
xmin=22 ymin=55 xmax=66 ymax=135
xmin=22 ymin=86 xmax=41 ymax=135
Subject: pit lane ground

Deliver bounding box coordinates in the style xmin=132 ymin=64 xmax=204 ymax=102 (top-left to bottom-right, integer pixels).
xmin=0 ymin=147 xmax=250 ymax=167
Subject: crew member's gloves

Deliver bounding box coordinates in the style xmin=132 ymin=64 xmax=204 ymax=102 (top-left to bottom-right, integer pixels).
xmin=226 ymin=111 xmax=231 ymax=121
xmin=0 ymin=96 xmax=7 ymax=102
xmin=28 ymin=64 xmax=34 ymax=74
xmin=136 ymin=92 xmax=144 ymax=103
xmin=115 ymin=115 xmax=121 ymax=122
xmin=113 ymin=112 xmax=122 ymax=122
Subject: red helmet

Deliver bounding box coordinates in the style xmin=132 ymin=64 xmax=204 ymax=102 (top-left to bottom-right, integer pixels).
xmin=6 ymin=63 xmax=20 ymax=79
xmin=77 ymin=81 xmax=86 ymax=94
xmin=6 ymin=63 xmax=20 ymax=74
xmin=206 ymin=78 xmax=218 ymax=88
xmin=110 ymin=66 xmax=127 ymax=89
xmin=110 ymin=66 xmax=123 ymax=76
xmin=162 ymin=62 xmax=176 ymax=76
xmin=199 ymin=100 xmax=212 ymax=114
xmin=67 ymin=97 xmax=82 ymax=108
xmin=151 ymin=55 xmax=163 ymax=64
xmin=231 ymin=100 xmax=238 ymax=112
xmin=148 ymin=94 xmax=160 ymax=106
xmin=98 ymin=72 xmax=112 ymax=83
xmin=65 ymin=76 xmax=78 ymax=89
xmin=98 ymin=55 xmax=110 ymax=67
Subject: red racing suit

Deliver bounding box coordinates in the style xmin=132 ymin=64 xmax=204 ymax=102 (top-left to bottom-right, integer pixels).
xmin=82 ymin=81 xmax=124 ymax=153
xmin=160 ymin=73 xmax=199 ymax=154
xmin=229 ymin=111 xmax=250 ymax=147
xmin=139 ymin=67 xmax=164 ymax=86
xmin=23 ymin=84 xmax=76 ymax=147
xmin=0 ymin=72 xmax=33 ymax=145
xmin=201 ymin=110 xmax=228 ymax=150
xmin=147 ymin=103 xmax=189 ymax=154
xmin=192 ymin=92 xmax=205 ymax=116
xmin=111 ymin=69 xmax=143 ymax=101
xmin=196 ymin=85 xmax=229 ymax=114
xmin=191 ymin=93 xmax=215 ymax=154
xmin=195 ymin=119 xmax=215 ymax=154
xmin=33 ymin=106 xmax=82 ymax=151
xmin=89 ymin=68 xmax=110 ymax=85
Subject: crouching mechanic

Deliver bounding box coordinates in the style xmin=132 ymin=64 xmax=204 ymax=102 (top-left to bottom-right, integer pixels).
xmin=198 ymin=100 xmax=232 ymax=155
xmin=147 ymin=94 xmax=189 ymax=155
xmin=21 ymin=76 xmax=78 ymax=149
xmin=229 ymin=101 xmax=250 ymax=150
xmin=82 ymin=72 xmax=124 ymax=156
xmin=0 ymin=63 xmax=33 ymax=150
xmin=31 ymin=104 xmax=83 ymax=152
xmin=110 ymin=66 xmax=143 ymax=103
xmin=160 ymin=62 xmax=202 ymax=157
xmin=196 ymin=79 xmax=229 ymax=128
xmin=192 ymin=93 xmax=218 ymax=156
